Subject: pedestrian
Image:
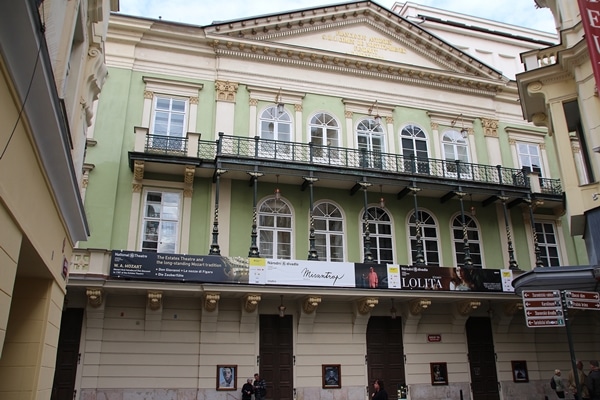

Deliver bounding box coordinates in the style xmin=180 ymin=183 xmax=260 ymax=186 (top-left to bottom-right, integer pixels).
xmin=371 ymin=378 xmax=388 ymax=400
xmin=569 ymin=361 xmax=590 ymax=400
xmin=254 ymin=373 xmax=267 ymax=400
xmin=586 ymin=360 xmax=600 ymax=400
xmin=553 ymin=369 xmax=566 ymax=398
xmin=241 ymin=378 xmax=254 ymax=400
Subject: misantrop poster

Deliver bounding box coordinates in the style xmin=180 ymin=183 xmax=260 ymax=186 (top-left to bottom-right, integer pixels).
xmin=109 ymin=251 xmax=514 ymax=292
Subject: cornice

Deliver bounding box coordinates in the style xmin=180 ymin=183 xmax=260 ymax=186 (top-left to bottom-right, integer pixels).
xmin=215 ymin=46 xmax=502 ymax=96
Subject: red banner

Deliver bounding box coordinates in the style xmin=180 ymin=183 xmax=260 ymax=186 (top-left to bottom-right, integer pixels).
xmin=578 ymin=0 xmax=600 ymax=88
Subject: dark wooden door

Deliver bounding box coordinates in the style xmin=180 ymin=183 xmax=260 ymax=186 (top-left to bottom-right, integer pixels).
xmin=466 ymin=317 xmax=500 ymax=400
xmin=367 ymin=316 xmax=405 ymax=400
xmin=51 ymin=308 xmax=84 ymax=400
xmin=260 ymin=315 xmax=293 ymax=400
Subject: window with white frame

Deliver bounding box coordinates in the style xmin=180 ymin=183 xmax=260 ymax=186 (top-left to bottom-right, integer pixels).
xmin=452 ymin=214 xmax=483 ymax=267
xmin=259 ymin=106 xmax=292 ymax=159
xmin=408 ymin=210 xmax=439 ymax=265
xmin=140 ymin=190 xmax=182 ymax=253
xmin=517 ymin=142 xmax=543 ymax=176
xmin=310 ymin=112 xmax=340 ymax=161
xmin=150 ymin=95 xmax=188 ymax=152
xmin=442 ymin=130 xmax=471 ymax=177
xmin=258 ymin=198 xmax=293 ymax=259
xmin=361 ymin=206 xmax=393 ymax=264
xmin=535 ymin=221 xmax=561 ymax=266
xmin=401 ymin=124 xmax=429 ymax=173
xmin=357 ymin=118 xmax=385 ymax=169
xmin=313 ymin=201 xmax=344 ymax=262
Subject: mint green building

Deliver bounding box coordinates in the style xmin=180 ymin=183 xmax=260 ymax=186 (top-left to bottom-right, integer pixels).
xmin=61 ymin=2 xmax=594 ymax=400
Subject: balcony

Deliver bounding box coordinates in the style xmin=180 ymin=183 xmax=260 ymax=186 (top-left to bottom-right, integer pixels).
xmin=129 ymin=129 xmax=563 ymax=205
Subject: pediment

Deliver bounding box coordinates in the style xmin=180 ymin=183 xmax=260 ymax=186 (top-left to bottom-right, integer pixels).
xmin=204 ymin=1 xmax=508 ymax=91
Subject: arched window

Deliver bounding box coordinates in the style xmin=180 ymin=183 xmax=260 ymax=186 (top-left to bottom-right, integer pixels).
xmin=451 ymin=214 xmax=483 ymax=267
xmin=313 ymin=201 xmax=344 ymax=262
xmin=442 ymin=130 xmax=471 ymax=177
xmin=361 ymin=206 xmax=393 ymax=263
xmin=310 ymin=112 xmax=340 ymax=162
xmin=258 ymin=198 xmax=293 ymax=259
xmin=259 ymin=106 xmax=292 ymax=158
xmin=357 ymin=118 xmax=385 ymax=168
xmin=401 ymin=124 xmax=429 ymax=173
xmin=408 ymin=210 xmax=439 ymax=265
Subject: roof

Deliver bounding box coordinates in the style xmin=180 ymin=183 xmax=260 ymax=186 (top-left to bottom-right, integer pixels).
xmin=512 ymin=265 xmax=600 ymax=295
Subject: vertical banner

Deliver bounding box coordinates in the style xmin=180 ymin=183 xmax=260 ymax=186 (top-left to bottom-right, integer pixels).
xmin=578 ymin=0 xmax=600 ymax=88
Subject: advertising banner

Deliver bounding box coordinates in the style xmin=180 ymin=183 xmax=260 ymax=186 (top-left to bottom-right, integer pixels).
xmin=110 ymin=251 xmax=250 ymax=283
xmin=250 ymin=258 xmax=355 ymax=287
xmin=110 ymin=251 xmax=513 ymax=292
xmin=578 ymin=0 xmax=600 ymax=88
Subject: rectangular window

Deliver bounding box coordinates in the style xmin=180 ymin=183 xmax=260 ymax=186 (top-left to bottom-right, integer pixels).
xmin=141 ymin=190 xmax=181 ymax=254
xmin=535 ymin=221 xmax=560 ymax=266
xmin=517 ymin=142 xmax=542 ymax=176
xmin=149 ymin=96 xmax=188 ymax=152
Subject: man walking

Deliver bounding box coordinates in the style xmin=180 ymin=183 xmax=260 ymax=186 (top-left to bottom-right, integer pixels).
xmin=569 ymin=361 xmax=590 ymax=400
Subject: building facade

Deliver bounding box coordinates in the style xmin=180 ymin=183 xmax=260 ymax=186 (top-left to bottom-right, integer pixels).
xmin=517 ymin=0 xmax=600 ymax=265
xmin=66 ymin=2 xmax=595 ymax=400
xmin=0 ymin=0 xmax=117 ymax=399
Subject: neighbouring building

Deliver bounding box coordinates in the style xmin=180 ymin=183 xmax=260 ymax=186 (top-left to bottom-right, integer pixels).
xmin=517 ymin=0 xmax=600 ymax=266
xmin=0 ymin=0 xmax=117 ymax=399
xmin=64 ymin=2 xmax=596 ymax=400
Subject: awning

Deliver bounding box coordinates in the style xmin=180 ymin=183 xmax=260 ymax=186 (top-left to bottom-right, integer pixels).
xmin=512 ymin=265 xmax=600 ymax=295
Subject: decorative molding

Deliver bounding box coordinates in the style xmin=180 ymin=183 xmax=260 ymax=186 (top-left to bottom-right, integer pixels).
xmin=409 ymin=298 xmax=431 ymax=315
xmin=215 ymin=80 xmax=239 ymax=102
xmin=184 ymin=166 xmax=195 ymax=185
xmin=294 ymin=103 xmax=303 ymax=112
xmin=243 ymin=294 xmax=261 ymax=312
xmin=86 ymin=288 xmax=103 ymax=307
xmin=504 ymin=301 xmax=523 ymax=316
xmin=457 ymin=300 xmax=481 ymax=316
xmin=144 ymin=90 xmax=153 ymax=99
xmin=189 ymin=96 xmax=199 ymax=105
xmin=132 ymin=183 xmax=142 ymax=193
xmin=203 ymin=293 xmax=221 ymax=312
xmin=531 ymin=113 xmax=548 ymax=127
xmin=345 ymin=110 xmax=353 ymax=118
xmin=357 ymin=297 xmax=378 ymax=314
xmin=430 ymin=122 xmax=439 ymax=131
xmin=482 ymin=118 xmax=499 ymax=137
xmin=134 ymin=160 xmax=145 ymax=181
xmin=249 ymin=98 xmax=258 ymax=106
xmin=385 ymin=116 xmax=393 ymax=124
xmin=147 ymin=291 xmax=163 ymax=310
xmin=183 ymin=188 xmax=193 ymax=198
xmin=302 ymin=296 xmax=322 ymax=314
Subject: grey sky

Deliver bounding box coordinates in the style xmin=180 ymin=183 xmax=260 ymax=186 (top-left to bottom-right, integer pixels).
xmin=117 ymin=1 xmax=556 ymax=33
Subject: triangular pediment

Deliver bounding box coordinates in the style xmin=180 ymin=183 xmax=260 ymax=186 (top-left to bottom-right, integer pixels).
xmin=205 ymin=1 xmax=508 ymax=91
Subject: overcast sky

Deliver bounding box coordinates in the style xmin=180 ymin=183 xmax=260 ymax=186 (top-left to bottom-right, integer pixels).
xmin=117 ymin=0 xmax=556 ymax=33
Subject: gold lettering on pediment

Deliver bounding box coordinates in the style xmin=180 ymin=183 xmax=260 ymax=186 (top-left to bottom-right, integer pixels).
xmin=321 ymin=30 xmax=406 ymax=59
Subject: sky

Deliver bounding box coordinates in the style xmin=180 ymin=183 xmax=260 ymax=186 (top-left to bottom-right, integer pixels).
xmin=117 ymin=0 xmax=556 ymax=34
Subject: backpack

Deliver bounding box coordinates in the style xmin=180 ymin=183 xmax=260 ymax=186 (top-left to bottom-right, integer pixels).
xmin=550 ymin=376 xmax=557 ymax=390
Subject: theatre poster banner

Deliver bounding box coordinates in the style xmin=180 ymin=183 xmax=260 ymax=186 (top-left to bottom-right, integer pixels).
xmin=109 ymin=251 xmax=514 ymax=292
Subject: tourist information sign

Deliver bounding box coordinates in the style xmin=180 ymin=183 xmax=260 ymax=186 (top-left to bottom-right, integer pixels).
xmin=522 ymin=290 xmax=564 ymax=328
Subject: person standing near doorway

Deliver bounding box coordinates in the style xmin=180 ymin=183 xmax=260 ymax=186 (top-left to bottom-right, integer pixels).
xmin=372 ymin=379 xmax=388 ymax=400
xmin=254 ymin=373 xmax=266 ymax=400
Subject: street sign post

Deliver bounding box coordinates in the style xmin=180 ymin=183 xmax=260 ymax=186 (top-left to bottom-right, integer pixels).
xmin=522 ymin=290 xmax=564 ymax=328
xmin=565 ymin=291 xmax=600 ymax=310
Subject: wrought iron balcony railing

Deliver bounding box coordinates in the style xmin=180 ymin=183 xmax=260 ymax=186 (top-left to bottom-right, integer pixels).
xmin=142 ymin=131 xmax=562 ymax=196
